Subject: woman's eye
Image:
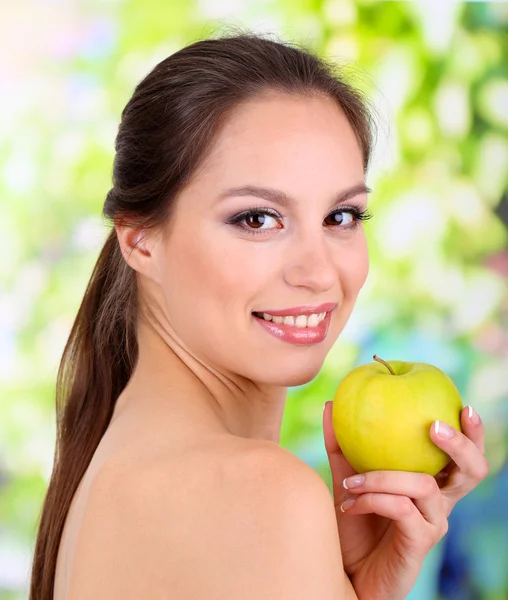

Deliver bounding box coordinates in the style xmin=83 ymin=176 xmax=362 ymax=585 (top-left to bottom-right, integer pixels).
xmin=244 ymin=212 xmax=279 ymax=230
xmin=227 ymin=209 xmax=282 ymax=232
xmin=323 ymin=210 xmax=354 ymax=226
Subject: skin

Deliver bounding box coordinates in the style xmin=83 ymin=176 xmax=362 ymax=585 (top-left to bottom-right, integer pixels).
xmin=57 ymin=92 xmax=488 ymax=599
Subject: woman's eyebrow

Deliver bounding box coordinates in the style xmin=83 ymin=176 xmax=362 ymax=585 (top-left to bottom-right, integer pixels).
xmin=217 ymin=183 xmax=371 ymax=209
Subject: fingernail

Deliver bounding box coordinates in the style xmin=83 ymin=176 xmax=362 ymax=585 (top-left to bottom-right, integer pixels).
xmin=434 ymin=420 xmax=454 ymax=439
xmin=340 ymin=497 xmax=356 ymax=513
xmin=467 ymin=405 xmax=480 ymax=425
xmin=343 ymin=475 xmax=365 ymax=490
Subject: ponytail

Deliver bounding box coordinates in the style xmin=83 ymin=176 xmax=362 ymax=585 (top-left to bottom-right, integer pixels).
xmin=29 ymin=230 xmax=137 ymax=600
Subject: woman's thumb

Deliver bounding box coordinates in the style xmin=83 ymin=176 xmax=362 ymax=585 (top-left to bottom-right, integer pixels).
xmin=322 ymin=400 xmax=357 ymax=481
xmin=322 ymin=401 xmax=342 ymax=455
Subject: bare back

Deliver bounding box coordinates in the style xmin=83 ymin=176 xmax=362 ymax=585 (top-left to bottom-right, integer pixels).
xmin=53 ymin=410 xmax=249 ymax=599
xmin=54 ymin=401 xmax=353 ymax=599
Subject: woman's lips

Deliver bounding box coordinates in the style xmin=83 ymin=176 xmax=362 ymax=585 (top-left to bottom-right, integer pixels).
xmin=253 ymin=302 xmax=337 ymax=317
xmin=252 ymin=310 xmax=333 ymax=345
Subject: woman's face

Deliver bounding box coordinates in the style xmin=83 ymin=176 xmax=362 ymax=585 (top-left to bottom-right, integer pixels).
xmin=150 ymin=93 xmax=370 ymax=387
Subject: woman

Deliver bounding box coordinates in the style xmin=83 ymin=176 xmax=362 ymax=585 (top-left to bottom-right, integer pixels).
xmin=30 ymin=32 xmax=488 ymax=599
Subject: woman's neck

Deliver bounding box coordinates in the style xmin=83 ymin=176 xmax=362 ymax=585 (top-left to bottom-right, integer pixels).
xmin=113 ymin=311 xmax=288 ymax=443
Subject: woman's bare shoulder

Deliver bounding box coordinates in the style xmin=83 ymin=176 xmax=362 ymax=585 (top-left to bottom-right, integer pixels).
xmin=66 ymin=437 xmax=350 ymax=599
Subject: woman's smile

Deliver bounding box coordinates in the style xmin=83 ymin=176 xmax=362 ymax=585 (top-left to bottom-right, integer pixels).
xmin=251 ymin=302 xmax=337 ymax=345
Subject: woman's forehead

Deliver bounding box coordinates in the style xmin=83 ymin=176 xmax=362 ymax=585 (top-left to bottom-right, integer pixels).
xmin=192 ymin=95 xmax=363 ymax=187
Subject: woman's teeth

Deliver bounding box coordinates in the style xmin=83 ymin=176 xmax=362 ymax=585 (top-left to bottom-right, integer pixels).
xmin=258 ymin=312 xmax=326 ymax=328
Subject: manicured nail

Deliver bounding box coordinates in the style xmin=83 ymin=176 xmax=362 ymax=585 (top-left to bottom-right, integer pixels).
xmin=467 ymin=405 xmax=480 ymax=425
xmin=434 ymin=420 xmax=454 ymax=439
xmin=343 ymin=475 xmax=365 ymax=490
xmin=340 ymin=497 xmax=356 ymax=512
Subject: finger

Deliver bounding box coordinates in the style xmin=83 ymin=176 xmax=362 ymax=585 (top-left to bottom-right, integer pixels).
xmin=322 ymin=401 xmax=357 ymax=489
xmin=342 ymin=470 xmax=445 ymax=526
xmin=433 ymin=406 xmax=486 ymax=492
xmin=340 ymin=492 xmax=441 ymax=552
xmin=430 ymin=419 xmax=489 ymax=502
xmin=322 ymin=401 xmax=342 ymax=455
xmin=460 ymin=405 xmax=485 ymax=454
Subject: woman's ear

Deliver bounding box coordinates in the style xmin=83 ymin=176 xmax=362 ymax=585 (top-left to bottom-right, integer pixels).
xmin=115 ymin=223 xmax=161 ymax=283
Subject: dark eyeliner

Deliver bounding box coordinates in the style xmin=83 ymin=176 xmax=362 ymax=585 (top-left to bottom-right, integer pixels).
xmin=225 ymin=204 xmax=374 ymax=235
xmin=225 ymin=206 xmax=281 ymax=225
xmin=325 ymin=205 xmax=374 ymax=229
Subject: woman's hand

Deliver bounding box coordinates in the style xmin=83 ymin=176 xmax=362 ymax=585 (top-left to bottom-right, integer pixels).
xmin=323 ymin=403 xmax=489 ymax=600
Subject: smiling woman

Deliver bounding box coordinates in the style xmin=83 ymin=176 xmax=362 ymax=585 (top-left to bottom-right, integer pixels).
xmin=28 ymin=29 xmax=488 ymax=600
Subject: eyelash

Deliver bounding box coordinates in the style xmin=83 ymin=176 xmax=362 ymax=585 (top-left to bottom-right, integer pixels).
xmin=226 ymin=205 xmax=374 ymax=236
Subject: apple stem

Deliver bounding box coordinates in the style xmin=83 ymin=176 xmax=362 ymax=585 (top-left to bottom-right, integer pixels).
xmin=373 ymin=354 xmax=395 ymax=375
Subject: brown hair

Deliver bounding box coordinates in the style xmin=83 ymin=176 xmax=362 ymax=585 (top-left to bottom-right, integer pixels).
xmin=29 ymin=29 xmax=374 ymax=599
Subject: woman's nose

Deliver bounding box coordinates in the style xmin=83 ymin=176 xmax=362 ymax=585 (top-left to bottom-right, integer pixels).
xmin=283 ymin=236 xmax=338 ymax=293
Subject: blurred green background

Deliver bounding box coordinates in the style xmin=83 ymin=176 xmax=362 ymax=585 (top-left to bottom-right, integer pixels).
xmin=1 ymin=0 xmax=507 ymax=598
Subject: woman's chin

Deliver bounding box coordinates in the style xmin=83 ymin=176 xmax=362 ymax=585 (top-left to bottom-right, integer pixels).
xmin=256 ymin=360 xmax=324 ymax=388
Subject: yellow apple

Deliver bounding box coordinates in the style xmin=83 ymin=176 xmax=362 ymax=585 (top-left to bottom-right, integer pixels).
xmin=332 ymin=355 xmax=464 ymax=476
